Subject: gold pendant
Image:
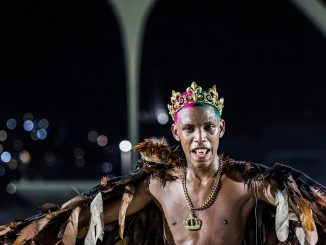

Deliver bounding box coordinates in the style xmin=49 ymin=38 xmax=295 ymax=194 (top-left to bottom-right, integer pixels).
xmin=183 ymin=214 xmax=202 ymax=231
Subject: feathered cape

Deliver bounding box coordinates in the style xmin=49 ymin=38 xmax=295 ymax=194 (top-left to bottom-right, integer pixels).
xmin=0 ymin=139 xmax=325 ymax=245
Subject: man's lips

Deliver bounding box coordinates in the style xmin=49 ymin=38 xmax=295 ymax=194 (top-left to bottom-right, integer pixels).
xmin=191 ymin=147 xmax=211 ymax=158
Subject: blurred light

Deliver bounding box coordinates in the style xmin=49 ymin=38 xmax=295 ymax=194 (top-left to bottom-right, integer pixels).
xmin=6 ymin=119 xmax=17 ymax=129
xmin=58 ymin=127 xmax=68 ymax=139
xmin=30 ymin=131 xmax=38 ymax=141
xmin=38 ymin=119 xmax=49 ymax=129
xmin=157 ymin=112 xmax=169 ymax=125
xmin=23 ymin=113 xmax=34 ymax=121
xmin=101 ymin=162 xmax=113 ymax=173
xmin=74 ymin=148 xmax=84 ymax=159
xmin=1 ymin=151 xmax=11 ymax=162
xmin=0 ymin=130 xmax=7 ymax=142
xmin=7 ymin=183 xmax=16 ymax=194
xmin=36 ymin=129 xmax=47 ymax=140
xmin=88 ymin=130 xmax=98 ymax=142
xmin=0 ymin=165 xmax=5 ymax=176
xmin=97 ymin=135 xmax=108 ymax=147
xmin=0 ymin=144 xmax=3 ymax=153
xmin=8 ymin=159 xmax=18 ymax=170
xmin=23 ymin=120 xmax=34 ymax=131
xmin=75 ymin=158 xmax=85 ymax=167
xmin=13 ymin=140 xmax=23 ymax=151
xmin=44 ymin=151 xmax=56 ymax=166
xmin=19 ymin=150 xmax=31 ymax=164
xmin=119 ymin=140 xmax=132 ymax=152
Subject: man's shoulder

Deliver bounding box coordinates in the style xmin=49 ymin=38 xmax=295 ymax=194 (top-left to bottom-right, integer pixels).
xmin=220 ymin=155 xmax=268 ymax=185
xmin=147 ymin=167 xmax=182 ymax=189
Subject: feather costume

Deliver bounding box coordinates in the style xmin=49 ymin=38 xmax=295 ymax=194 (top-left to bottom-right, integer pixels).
xmin=1 ymin=139 xmax=325 ymax=245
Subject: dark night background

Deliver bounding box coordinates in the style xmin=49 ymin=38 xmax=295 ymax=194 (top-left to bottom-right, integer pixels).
xmin=0 ymin=0 xmax=325 ymax=223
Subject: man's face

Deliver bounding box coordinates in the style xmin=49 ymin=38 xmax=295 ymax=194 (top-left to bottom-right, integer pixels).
xmin=171 ymin=105 xmax=225 ymax=168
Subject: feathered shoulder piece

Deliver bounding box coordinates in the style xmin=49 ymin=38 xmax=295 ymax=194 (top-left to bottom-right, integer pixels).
xmin=221 ymin=157 xmax=326 ymax=245
xmin=134 ymin=138 xmax=186 ymax=184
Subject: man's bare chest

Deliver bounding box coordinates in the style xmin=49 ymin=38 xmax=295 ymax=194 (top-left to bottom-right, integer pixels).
xmin=150 ymin=178 xmax=253 ymax=245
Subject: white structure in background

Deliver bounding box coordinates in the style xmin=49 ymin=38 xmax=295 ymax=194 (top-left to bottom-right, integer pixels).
xmin=290 ymin=0 xmax=326 ymax=38
xmin=109 ymin=0 xmax=157 ymax=172
xmin=109 ymin=0 xmax=325 ymax=174
xmin=119 ymin=140 xmax=132 ymax=175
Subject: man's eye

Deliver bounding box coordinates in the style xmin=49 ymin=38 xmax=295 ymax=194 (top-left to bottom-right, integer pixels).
xmin=205 ymin=125 xmax=216 ymax=131
xmin=184 ymin=126 xmax=193 ymax=132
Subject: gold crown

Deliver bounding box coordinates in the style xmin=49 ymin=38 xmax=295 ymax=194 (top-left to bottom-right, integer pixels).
xmin=167 ymin=81 xmax=224 ymax=120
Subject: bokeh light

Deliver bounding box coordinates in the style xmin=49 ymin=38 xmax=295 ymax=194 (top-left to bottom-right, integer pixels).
xmin=7 ymin=183 xmax=17 ymax=194
xmin=157 ymin=112 xmax=169 ymax=125
xmin=6 ymin=119 xmax=17 ymax=129
xmin=119 ymin=140 xmax=132 ymax=152
xmin=75 ymin=158 xmax=86 ymax=167
xmin=101 ymin=162 xmax=113 ymax=173
xmin=44 ymin=151 xmax=56 ymax=166
xmin=0 ymin=165 xmax=6 ymax=176
xmin=19 ymin=150 xmax=31 ymax=164
xmin=36 ymin=129 xmax=47 ymax=140
xmin=8 ymin=159 xmax=18 ymax=170
xmin=0 ymin=130 xmax=8 ymax=142
xmin=0 ymin=144 xmax=3 ymax=153
xmin=1 ymin=151 xmax=11 ymax=162
xmin=74 ymin=148 xmax=84 ymax=159
xmin=23 ymin=113 xmax=34 ymax=121
xmin=23 ymin=120 xmax=34 ymax=131
xmin=13 ymin=140 xmax=23 ymax=151
xmin=97 ymin=135 xmax=108 ymax=147
xmin=88 ymin=130 xmax=98 ymax=142
xmin=30 ymin=131 xmax=38 ymax=141
xmin=38 ymin=119 xmax=49 ymax=129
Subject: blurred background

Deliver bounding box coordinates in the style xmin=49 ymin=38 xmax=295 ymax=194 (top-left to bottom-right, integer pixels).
xmin=0 ymin=0 xmax=325 ymax=223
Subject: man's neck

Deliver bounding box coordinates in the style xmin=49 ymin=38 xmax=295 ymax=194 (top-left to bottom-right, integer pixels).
xmin=186 ymin=155 xmax=219 ymax=184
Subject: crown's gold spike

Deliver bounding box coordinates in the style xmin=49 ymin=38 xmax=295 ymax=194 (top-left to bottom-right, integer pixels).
xmin=191 ymin=81 xmax=198 ymax=91
xmin=167 ymin=82 xmax=224 ymax=120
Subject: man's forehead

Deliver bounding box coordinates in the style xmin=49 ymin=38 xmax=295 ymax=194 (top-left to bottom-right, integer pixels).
xmin=177 ymin=104 xmax=220 ymax=124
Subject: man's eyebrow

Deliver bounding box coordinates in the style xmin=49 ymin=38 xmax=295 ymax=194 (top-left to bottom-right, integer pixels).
xmin=181 ymin=123 xmax=194 ymax=127
xmin=204 ymin=120 xmax=217 ymax=125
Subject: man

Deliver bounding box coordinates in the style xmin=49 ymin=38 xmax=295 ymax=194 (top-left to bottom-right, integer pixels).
xmin=1 ymin=82 xmax=325 ymax=245
xmin=103 ymin=82 xmax=273 ymax=245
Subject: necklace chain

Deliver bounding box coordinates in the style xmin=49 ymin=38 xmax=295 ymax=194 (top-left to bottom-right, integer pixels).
xmin=182 ymin=162 xmax=223 ymax=211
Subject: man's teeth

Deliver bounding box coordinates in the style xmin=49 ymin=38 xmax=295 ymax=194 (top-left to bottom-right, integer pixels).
xmin=194 ymin=149 xmax=208 ymax=155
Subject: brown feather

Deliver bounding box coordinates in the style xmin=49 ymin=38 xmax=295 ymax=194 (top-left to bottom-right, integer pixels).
xmin=309 ymin=186 xmax=326 ymax=207
xmin=14 ymin=209 xmax=69 ymax=244
xmin=61 ymin=195 xmax=89 ymax=210
xmin=134 ymin=138 xmax=185 ymax=166
xmin=134 ymin=139 xmax=185 ymax=185
xmin=119 ymin=185 xmax=135 ymax=239
xmin=0 ymin=225 xmax=12 ymax=237
xmin=62 ymin=206 xmax=81 ymax=245
xmin=296 ymin=197 xmax=318 ymax=244
xmin=38 ymin=203 xmax=60 ymax=213
xmin=14 ymin=223 xmax=37 ymax=244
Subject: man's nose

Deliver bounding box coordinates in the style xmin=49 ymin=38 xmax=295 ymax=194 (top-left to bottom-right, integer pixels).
xmin=194 ymin=129 xmax=207 ymax=143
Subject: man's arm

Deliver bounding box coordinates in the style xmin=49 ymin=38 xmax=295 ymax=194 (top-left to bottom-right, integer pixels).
xmin=103 ymin=180 xmax=153 ymax=224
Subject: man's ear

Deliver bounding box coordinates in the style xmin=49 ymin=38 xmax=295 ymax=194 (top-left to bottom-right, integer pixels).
xmin=219 ymin=119 xmax=226 ymax=138
xmin=171 ymin=124 xmax=180 ymax=141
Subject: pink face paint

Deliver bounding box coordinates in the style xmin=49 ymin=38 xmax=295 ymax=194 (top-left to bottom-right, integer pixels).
xmin=173 ymin=104 xmax=197 ymax=124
